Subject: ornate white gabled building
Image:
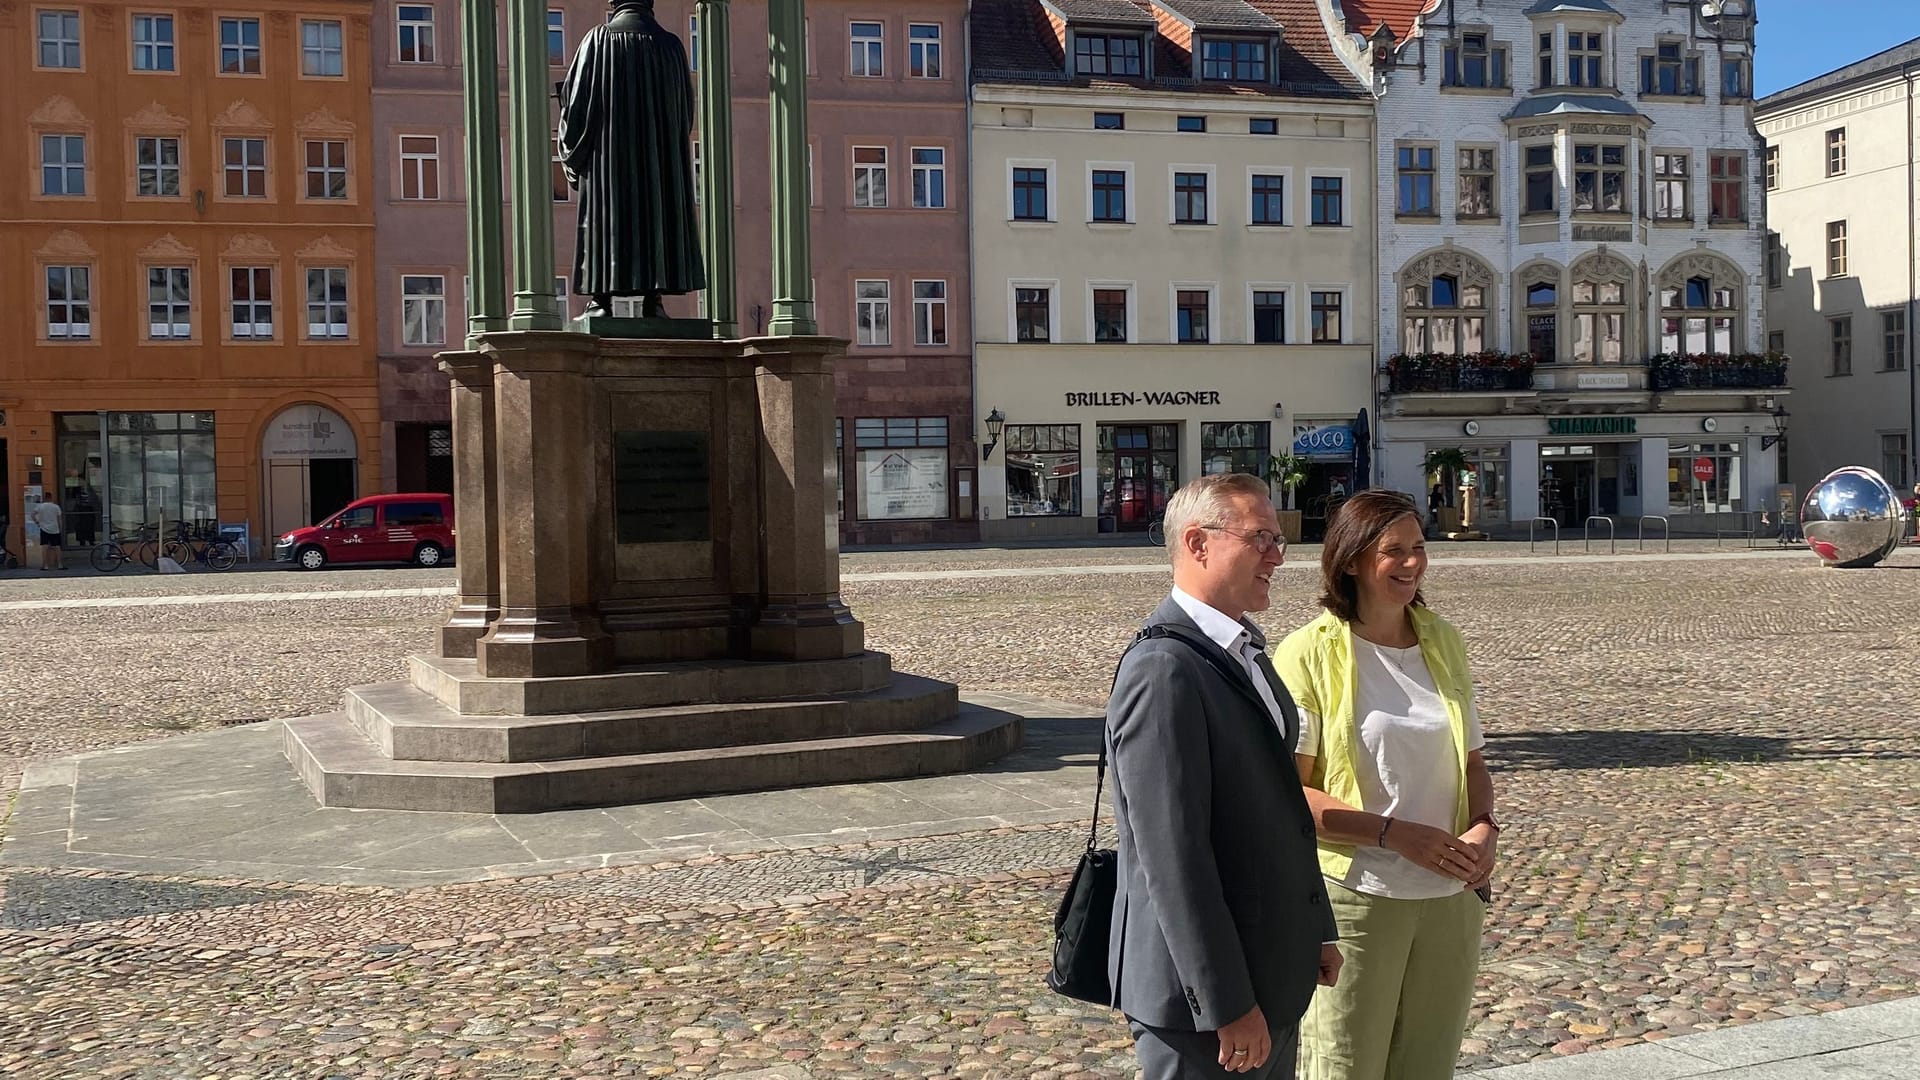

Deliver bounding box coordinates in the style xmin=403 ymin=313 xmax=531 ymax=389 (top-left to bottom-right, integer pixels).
xmin=1329 ymin=0 xmax=1780 ymax=534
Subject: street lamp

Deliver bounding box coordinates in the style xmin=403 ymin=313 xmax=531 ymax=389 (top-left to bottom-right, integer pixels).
xmin=982 ymin=408 xmax=1005 ymax=460
xmin=1763 ymin=401 xmax=1789 ymax=452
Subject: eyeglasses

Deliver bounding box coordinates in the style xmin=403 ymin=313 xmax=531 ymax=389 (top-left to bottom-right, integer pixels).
xmin=1203 ymin=526 xmax=1286 ymax=556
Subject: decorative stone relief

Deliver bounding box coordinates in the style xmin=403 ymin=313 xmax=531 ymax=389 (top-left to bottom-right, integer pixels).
xmin=37 ymin=229 xmax=98 ymax=259
xmin=1658 ymin=251 xmax=1742 ymax=288
xmin=296 ymin=235 xmax=357 ymax=261
xmin=29 ymin=96 xmax=90 ymax=127
xmin=224 ymin=233 xmax=279 ymax=258
xmin=297 ymin=106 xmax=356 ymax=135
xmin=124 ymin=101 xmax=190 ymax=130
xmin=1572 ymin=252 xmax=1633 ymax=282
xmin=1403 ymin=250 xmax=1496 ymax=289
xmin=138 ymin=233 xmax=198 ymax=261
xmin=212 ymin=99 xmax=271 ymax=130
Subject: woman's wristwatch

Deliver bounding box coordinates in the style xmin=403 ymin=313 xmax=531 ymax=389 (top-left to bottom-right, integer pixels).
xmin=1468 ymin=811 xmax=1501 ymax=834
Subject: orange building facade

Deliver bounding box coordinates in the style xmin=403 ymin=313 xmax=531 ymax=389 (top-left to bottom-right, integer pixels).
xmin=0 ymin=0 xmax=380 ymax=559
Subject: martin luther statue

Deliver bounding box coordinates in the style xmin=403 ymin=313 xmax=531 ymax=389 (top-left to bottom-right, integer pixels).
xmin=558 ymin=0 xmax=706 ymax=320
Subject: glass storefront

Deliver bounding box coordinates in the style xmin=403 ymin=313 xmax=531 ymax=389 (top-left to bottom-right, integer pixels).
xmin=853 ymin=417 xmax=949 ymax=521
xmin=104 ymin=411 xmax=217 ymax=538
xmin=1669 ymin=441 xmax=1743 ymax=512
xmin=1430 ymin=445 xmax=1509 ymax=523
xmin=1097 ymin=423 xmax=1178 ymax=530
xmin=1004 ymin=424 xmax=1080 ymax=516
xmin=54 ymin=414 xmax=106 ymax=545
xmin=1200 ymin=421 xmax=1270 ymax=477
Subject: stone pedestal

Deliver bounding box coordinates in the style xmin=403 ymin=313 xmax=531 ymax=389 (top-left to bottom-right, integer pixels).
xmin=438 ymin=353 xmax=500 ymax=658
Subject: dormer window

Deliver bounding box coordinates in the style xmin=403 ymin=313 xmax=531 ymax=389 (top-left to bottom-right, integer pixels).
xmin=1075 ymin=32 xmax=1143 ymax=76
xmin=1444 ymin=33 xmax=1508 ymax=89
xmin=1200 ymin=38 xmax=1266 ymax=82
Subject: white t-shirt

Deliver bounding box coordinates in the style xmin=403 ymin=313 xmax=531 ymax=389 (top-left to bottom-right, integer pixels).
xmin=32 ymin=501 xmax=62 ymax=533
xmin=1294 ymin=638 xmax=1486 ymax=900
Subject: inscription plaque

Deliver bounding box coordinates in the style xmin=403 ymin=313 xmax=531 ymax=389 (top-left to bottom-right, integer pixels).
xmin=614 ymin=430 xmax=711 ymax=543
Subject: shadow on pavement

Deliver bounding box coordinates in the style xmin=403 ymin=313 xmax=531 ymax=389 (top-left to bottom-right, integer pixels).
xmin=1486 ymin=730 xmax=1920 ymax=771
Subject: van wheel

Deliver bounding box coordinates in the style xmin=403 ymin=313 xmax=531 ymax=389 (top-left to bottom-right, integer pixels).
xmin=413 ymin=542 xmax=445 ymax=568
xmin=297 ymin=546 xmax=328 ymax=571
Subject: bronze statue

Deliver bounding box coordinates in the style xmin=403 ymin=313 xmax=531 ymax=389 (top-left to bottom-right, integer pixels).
xmin=557 ymin=0 xmax=706 ymax=319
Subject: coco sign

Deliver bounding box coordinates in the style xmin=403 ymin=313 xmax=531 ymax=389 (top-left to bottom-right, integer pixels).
xmin=1292 ymin=423 xmax=1354 ymax=457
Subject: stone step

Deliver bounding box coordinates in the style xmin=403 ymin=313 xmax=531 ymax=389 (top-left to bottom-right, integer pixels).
xmin=408 ymin=651 xmax=894 ymax=717
xmin=283 ymin=706 xmax=1026 ymax=814
xmin=344 ymin=674 xmax=961 ymax=763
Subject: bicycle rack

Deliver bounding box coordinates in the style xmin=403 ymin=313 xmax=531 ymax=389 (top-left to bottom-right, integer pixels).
xmin=1527 ymin=516 xmax=1561 ymax=555
xmin=1583 ymin=515 xmax=1616 ymax=555
xmin=1637 ymin=515 xmax=1671 ymax=553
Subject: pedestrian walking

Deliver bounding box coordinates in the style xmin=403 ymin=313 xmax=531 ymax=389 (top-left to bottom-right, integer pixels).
xmin=1272 ymin=489 xmax=1498 ymax=1080
xmin=32 ymin=492 xmax=65 ymax=571
xmin=1106 ymin=471 xmax=1342 ymax=1079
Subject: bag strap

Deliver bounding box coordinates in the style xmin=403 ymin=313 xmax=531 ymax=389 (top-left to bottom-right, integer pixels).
xmin=1089 ymin=623 xmax=1256 ymax=852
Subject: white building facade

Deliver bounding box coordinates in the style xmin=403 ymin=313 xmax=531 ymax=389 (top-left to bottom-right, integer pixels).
xmin=968 ymin=0 xmax=1379 ymax=541
xmin=1332 ymin=0 xmax=1781 ymax=534
xmin=1757 ymin=41 xmax=1920 ymax=498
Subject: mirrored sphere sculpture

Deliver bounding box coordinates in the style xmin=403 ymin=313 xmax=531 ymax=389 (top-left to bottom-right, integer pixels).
xmin=1800 ymin=466 xmax=1904 ymax=568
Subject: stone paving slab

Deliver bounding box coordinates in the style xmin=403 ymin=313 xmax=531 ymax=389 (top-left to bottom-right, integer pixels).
xmin=1 ymin=698 xmax=1104 ymax=887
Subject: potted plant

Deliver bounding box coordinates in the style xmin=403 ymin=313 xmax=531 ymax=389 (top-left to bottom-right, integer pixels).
xmin=1423 ymin=447 xmax=1472 ymax=534
xmin=1266 ymin=452 xmax=1309 ymax=543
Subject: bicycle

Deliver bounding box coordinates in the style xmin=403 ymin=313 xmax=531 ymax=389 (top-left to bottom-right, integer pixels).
xmin=174 ymin=520 xmax=240 ymax=570
xmin=92 ymin=523 xmax=170 ymax=572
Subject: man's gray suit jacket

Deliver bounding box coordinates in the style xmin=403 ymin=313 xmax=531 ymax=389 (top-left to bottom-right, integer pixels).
xmin=1104 ymin=596 xmax=1337 ymax=1033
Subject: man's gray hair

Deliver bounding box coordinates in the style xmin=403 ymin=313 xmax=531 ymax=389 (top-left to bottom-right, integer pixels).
xmin=1163 ymin=472 xmax=1271 ymax=562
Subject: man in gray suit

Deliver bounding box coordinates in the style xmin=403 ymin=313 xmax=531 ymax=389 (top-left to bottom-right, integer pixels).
xmin=1107 ymin=472 xmax=1341 ymax=1077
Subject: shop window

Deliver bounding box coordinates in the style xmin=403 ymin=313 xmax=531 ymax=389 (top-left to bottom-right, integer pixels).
xmin=1097 ymin=423 xmax=1178 ymax=530
xmin=1202 ymin=422 xmax=1269 ymax=478
xmin=45 ymin=265 xmax=92 ymax=340
xmin=1668 ymin=442 xmax=1743 ymax=512
xmin=224 ymin=137 xmax=268 ymax=198
xmin=219 ymin=17 xmax=261 ymax=74
xmin=1429 ymin=445 xmax=1507 ymax=521
xmin=1458 ymin=148 xmax=1495 ymax=217
xmin=105 ymin=411 xmax=218 ymax=538
xmin=1573 ymin=144 xmax=1625 ymax=213
xmin=1004 ymin=424 xmax=1080 ymax=517
xmin=854 ymin=417 xmax=948 ymax=520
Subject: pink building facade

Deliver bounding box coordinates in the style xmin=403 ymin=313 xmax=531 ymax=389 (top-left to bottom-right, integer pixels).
xmin=370 ymin=0 xmax=977 ymax=545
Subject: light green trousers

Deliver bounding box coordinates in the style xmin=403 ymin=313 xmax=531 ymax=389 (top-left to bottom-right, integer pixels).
xmin=1296 ymin=881 xmax=1485 ymax=1080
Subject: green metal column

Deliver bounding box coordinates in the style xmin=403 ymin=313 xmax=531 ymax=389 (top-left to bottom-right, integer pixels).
xmin=506 ymin=0 xmax=561 ymax=331
xmin=765 ymin=0 xmax=815 ymax=336
xmin=696 ymin=0 xmax=737 ymax=339
xmin=459 ymin=0 xmax=507 ymax=345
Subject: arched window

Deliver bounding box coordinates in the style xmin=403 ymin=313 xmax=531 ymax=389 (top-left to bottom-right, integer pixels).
xmin=1571 ymin=253 xmax=1635 ymax=363
xmin=1398 ymin=251 xmax=1494 ymax=354
xmin=1658 ymin=254 xmax=1742 ymax=353
xmin=1525 ymin=280 xmax=1558 ymax=359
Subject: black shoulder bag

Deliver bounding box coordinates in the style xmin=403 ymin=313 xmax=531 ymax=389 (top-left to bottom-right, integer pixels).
xmin=1046 ymin=623 xmax=1248 ymax=1005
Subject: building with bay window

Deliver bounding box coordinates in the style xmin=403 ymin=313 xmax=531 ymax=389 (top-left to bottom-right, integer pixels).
xmin=969 ymin=0 xmax=1377 ymax=540
xmin=1333 ymin=0 xmax=1782 ymax=533
xmin=3 ymin=0 xmax=381 ymax=557
xmin=1756 ymin=39 xmax=1920 ymax=499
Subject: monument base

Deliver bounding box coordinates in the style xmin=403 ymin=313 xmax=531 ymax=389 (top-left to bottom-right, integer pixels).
xmin=1446 ymin=530 xmax=1489 ymax=541
xmin=570 ymin=313 xmax=713 ymax=339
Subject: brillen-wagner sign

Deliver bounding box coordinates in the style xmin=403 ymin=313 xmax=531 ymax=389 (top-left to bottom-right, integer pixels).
xmin=1064 ymin=390 xmax=1223 ymax=407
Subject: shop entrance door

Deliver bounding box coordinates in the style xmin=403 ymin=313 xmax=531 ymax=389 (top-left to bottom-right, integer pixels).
xmin=1097 ymin=424 xmax=1178 ymax=531
xmin=1541 ymin=453 xmax=1595 ymax=527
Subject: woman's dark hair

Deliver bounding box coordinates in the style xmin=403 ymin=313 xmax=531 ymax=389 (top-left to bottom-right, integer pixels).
xmin=1318 ymin=489 xmax=1425 ymax=622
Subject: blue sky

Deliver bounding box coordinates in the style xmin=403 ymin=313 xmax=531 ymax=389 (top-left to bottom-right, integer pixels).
xmin=1758 ymin=3 xmax=1920 ymax=96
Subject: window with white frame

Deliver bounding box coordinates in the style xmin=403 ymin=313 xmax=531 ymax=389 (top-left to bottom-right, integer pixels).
xmin=911 ymin=147 xmax=945 ymax=208
xmin=402 ymin=274 xmax=446 ymax=345
xmin=398 ymin=5 xmax=435 ymax=62
xmin=1827 ymin=220 xmax=1848 ymax=277
xmin=400 ymin=136 xmax=440 ymax=199
xmin=306 ymin=266 xmax=349 ymax=338
xmin=1173 ymin=171 xmax=1209 ymax=224
xmin=223 ymin=137 xmax=267 ymax=197
xmin=909 ymin=23 xmax=940 ymax=78
xmin=1573 ymin=144 xmax=1626 ymax=212
xmin=1458 ymin=148 xmax=1495 ymax=216
xmin=45 ymin=266 xmax=91 ymax=339
xmin=230 ymin=266 xmax=273 ymax=338
xmin=1652 ymin=152 xmax=1689 ymax=219
xmin=306 ymin=140 xmax=348 ymax=199
xmin=1764 ymin=144 xmax=1778 ymax=190
xmin=302 ymin=19 xmax=343 ymax=76
xmin=41 ymin=134 xmax=86 ymax=196
xmin=147 ymin=266 xmax=192 ymax=339
xmin=1826 ymin=127 xmax=1846 ymax=176
xmin=855 ymin=279 xmax=891 ymax=345
xmin=133 ymin=13 xmax=176 ymax=71
xmin=850 ymin=21 xmax=882 ymax=77
xmin=1176 ymin=289 xmax=1210 ymax=343
xmin=219 ymin=17 xmax=261 ymax=74
xmin=913 ymin=280 xmax=946 ymax=345
xmin=38 ymin=9 xmax=81 ymax=68
xmin=1252 ymin=290 xmax=1286 ymax=344
xmin=852 ymin=146 xmax=887 ymax=207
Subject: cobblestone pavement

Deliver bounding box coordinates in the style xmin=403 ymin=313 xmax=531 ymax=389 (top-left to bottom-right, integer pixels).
xmin=3 ymin=545 xmax=1919 ymax=1077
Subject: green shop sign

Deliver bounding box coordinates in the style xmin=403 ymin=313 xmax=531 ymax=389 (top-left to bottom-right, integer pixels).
xmin=1547 ymin=417 xmax=1637 ymax=436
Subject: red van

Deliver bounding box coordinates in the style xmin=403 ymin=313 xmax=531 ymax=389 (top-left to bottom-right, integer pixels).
xmin=274 ymin=493 xmax=455 ymax=570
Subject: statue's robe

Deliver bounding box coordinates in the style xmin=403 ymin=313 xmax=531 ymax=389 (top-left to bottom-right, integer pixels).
xmin=558 ymin=8 xmax=705 ymax=298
